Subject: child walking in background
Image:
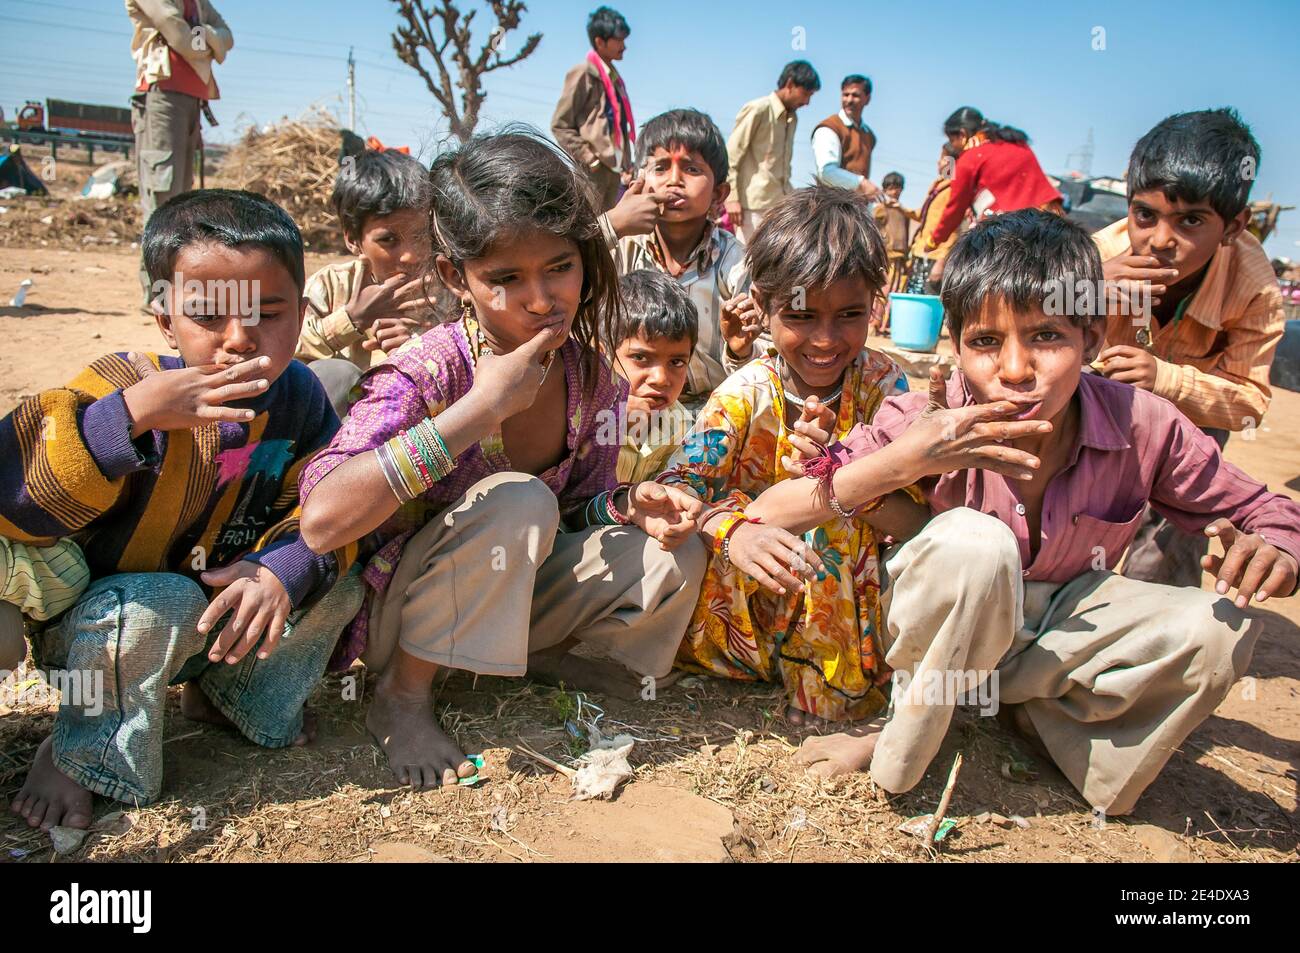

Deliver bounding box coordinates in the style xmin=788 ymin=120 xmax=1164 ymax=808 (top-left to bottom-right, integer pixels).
xmin=658 ymin=186 xmax=924 ymax=735
xmin=871 ymin=171 xmax=919 ymax=333
xmin=906 ymin=143 xmax=963 ymax=294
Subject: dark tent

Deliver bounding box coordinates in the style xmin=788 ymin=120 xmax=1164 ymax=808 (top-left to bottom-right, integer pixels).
xmin=0 ymin=147 xmax=49 ymax=196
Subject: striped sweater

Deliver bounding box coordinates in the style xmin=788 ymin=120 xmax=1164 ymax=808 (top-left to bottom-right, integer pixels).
xmin=0 ymin=353 xmax=356 ymax=610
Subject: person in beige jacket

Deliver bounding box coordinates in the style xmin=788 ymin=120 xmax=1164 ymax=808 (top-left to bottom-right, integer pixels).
xmin=724 ymin=61 xmax=821 ymax=242
xmin=551 ymin=7 xmax=635 ymax=211
xmin=126 ymin=1 xmax=231 ymax=215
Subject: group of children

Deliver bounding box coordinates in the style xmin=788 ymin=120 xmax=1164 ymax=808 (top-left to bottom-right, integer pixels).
xmin=1 ymin=100 xmax=1294 ymax=832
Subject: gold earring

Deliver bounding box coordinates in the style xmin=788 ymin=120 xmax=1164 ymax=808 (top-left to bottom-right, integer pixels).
xmin=461 ymin=299 xmax=473 ymax=322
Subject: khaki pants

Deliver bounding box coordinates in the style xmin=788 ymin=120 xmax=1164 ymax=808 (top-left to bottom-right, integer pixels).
xmin=872 ymin=507 xmax=1260 ymax=815
xmin=366 ymin=472 xmax=708 ymax=679
xmin=132 ymin=88 xmax=200 ymax=296
xmin=735 ymin=209 xmax=767 ymax=244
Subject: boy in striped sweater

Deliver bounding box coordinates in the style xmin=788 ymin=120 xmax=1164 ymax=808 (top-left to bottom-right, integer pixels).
xmin=5 ymin=190 xmax=361 ymax=831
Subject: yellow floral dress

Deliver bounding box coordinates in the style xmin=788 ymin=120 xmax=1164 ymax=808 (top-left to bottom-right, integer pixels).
xmin=660 ymin=348 xmax=912 ymax=721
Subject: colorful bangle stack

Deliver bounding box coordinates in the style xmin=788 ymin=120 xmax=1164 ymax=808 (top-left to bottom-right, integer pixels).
xmin=585 ymin=483 xmax=633 ymax=526
xmin=376 ymin=417 xmax=455 ymax=503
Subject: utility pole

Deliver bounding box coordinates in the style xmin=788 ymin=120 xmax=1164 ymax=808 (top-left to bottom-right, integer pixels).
xmin=347 ymin=47 xmax=356 ymax=131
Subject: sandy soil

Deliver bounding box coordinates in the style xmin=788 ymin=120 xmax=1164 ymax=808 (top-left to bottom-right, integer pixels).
xmin=0 ymin=203 xmax=1296 ymax=863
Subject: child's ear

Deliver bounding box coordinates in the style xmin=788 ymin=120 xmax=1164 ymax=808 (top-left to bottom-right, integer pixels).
xmin=1221 ymin=208 xmax=1250 ymax=245
xmin=713 ymin=181 xmax=731 ymax=208
xmin=296 ymin=294 xmax=309 ymax=333
xmin=151 ymin=287 xmax=180 ymax=350
xmin=1081 ymin=319 xmax=1104 ymax=364
xmin=344 ymin=232 xmax=363 ymax=258
xmin=433 ymin=254 xmax=468 ymax=298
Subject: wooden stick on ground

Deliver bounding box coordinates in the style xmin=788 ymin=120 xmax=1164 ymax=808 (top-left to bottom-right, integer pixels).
xmin=514 ymin=741 xmax=576 ymax=778
xmin=925 ymin=752 xmax=964 ymax=845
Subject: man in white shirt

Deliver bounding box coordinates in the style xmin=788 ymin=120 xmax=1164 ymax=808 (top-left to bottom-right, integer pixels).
xmin=811 ymin=74 xmax=880 ymax=199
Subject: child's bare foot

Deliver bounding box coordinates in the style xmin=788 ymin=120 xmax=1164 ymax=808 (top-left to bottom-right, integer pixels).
xmin=366 ymin=670 xmax=476 ymax=790
xmin=791 ymin=717 xmax=886 ymax=780
xmin=9 ymin=736 xmax=93 ymax=831
xmin=181 ymin=681 xmax=316 ymax=745
xmin=526 ymin=649 xmax=647 ymax=701
xmin=0 ymin=602 xmax=27 ymax=671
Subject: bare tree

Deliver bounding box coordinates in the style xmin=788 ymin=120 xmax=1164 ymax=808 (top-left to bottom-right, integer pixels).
xmin=391 ymin=0 xmax=542 ymax=142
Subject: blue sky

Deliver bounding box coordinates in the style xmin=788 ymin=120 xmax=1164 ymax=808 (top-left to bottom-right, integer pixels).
xmin=3 ymin=0 xmax=1298 ymax=255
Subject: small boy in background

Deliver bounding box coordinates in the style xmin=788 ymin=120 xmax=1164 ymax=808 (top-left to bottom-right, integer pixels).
xmin=296 ymin=148 xmax=439 ymax=416
xmin=1094 ymin=108 xmax=1286 ymax=587
xmin=611 ymin=108 xmax=753 ymax=410
xmin=5 ymin=190 xmax=362 ymax=831
xmin=872 ymin=171 xmax=920 ymax=332
xmin=611 ymin=269 xmax=697 ymax=483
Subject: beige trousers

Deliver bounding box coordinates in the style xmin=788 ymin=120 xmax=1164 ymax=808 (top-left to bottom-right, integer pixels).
xmin=735 ymin=209 xmax=767 ymax=244
xmin=872 ymin=507 xmax=1260 ymax=815
xmin=365 ymin=472 xmax=708 ymax=679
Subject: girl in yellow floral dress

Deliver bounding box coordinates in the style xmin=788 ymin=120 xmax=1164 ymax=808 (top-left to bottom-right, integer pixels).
xmin=659 ymin=186 xmax=926 ymax=723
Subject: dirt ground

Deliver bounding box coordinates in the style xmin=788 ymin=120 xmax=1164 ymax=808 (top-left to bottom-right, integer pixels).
xmin=0 ymin=166 xmax=1296 ymax=863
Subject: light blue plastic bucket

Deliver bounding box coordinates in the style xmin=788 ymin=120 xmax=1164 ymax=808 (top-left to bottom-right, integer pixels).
xmin=889 ymin=293 xmax=945 ymax=352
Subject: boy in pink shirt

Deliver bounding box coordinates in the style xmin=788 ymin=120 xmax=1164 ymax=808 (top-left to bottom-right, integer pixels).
xmin=735 ymin=209 xmax=1299 ymax=815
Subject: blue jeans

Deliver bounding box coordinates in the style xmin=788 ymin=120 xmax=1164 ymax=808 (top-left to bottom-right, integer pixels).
xmin=32 ymin=569 xmax=363 ymax=804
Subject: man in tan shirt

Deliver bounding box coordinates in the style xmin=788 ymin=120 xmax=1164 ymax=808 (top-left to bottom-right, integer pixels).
xmin=725 ymin=61 xmax=821 ymax=242
xmin=551 ymin=7 xmax=635 ymax=211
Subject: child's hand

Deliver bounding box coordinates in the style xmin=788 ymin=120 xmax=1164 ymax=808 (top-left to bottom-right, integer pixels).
xmin=605 ymin=177 xmax=662 ymax=238
xmin=467 ymin=323 xmax=567 ymax=423
xmin=726 ymin=521 xmax=825 ymax=595
xmin=198 ymin=561 xmax=292 ymax=664
xmin=721 ymin=292 xmax=763 ymax=360
xmin=363 ymin=316 xmax=428 ymax=353
xmin=724 ymin=198 xmax=743 ymax=221
xmin=1102 ymin=251 xmax=1179 ymax=308
xmin=122 ymin=353 xmax=270 ymax=437
xmin=780 ymin=396 xmax=835 ymax=474
xmin=1202 ymin=519 xmax=1299 ymax=608
xmin=889 ymin=367 xmax=1050 ymax=483
xmin=625 ymin=482 xmax=704 ymax=549
xmin=346 ymin=272 xmax=427 ymax=330
xmin=1098 ymin=345 xmax=1158 ymax=391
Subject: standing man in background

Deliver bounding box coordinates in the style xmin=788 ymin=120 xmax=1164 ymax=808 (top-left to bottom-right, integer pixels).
xmin=725 ymin=61 xmax=820 ymax=242
xmin=552 ymin=7 xmax=635 ymax=212
xmin=812 ymin=74 xmax=880 ymax=199
xmin=127 ymin=2 xmax=233 ymax=267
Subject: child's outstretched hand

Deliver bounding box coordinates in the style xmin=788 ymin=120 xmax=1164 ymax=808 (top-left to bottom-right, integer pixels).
xmin=625 ymin=482 xmax=704 ymax=550
xmin=346 ymin=272 xmax=427 ymax=330
xmin=781 ymin=396 xmax=836 ymax=475
xmin=468 ymin=323 xmax=567 ymax=423
xmin=1202 ymin=519 xmax=1299 ymax=608
xmin=198 ymin=561 xmax=292 ymax=664
xmin=721 ymin=292 xmax=763 ymax=361
xmin=888 ymin=367 xmax=1051 ymax=482
xmin=122 ymin=353 xmax=270 ymax=437
xmin=725 ymin=521 xmax=826 ymax=595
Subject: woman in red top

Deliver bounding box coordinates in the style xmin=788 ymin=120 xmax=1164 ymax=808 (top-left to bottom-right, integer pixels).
xmin=924 ymin=106 xmax=1061 ymax=251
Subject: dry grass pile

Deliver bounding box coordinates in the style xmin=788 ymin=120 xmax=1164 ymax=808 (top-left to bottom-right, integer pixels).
xmin=214 ymin=110 xmax=347 ymax=253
